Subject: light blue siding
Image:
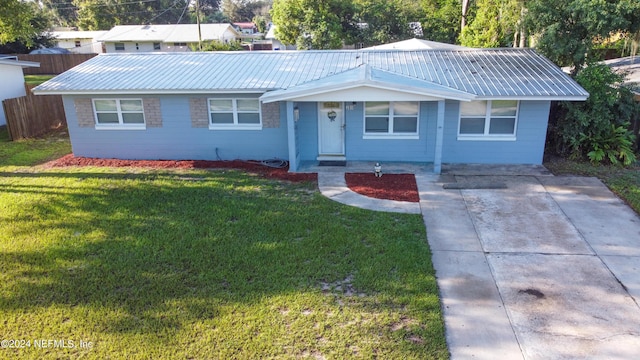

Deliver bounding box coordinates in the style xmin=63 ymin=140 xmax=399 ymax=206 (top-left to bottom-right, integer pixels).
xmin=296 ymin=102 xmax=319 ymax=161
xmin=441 ymin=100 xmax=551 ymax=164
xmin=64 ymin=95 xmax=289 ymax=160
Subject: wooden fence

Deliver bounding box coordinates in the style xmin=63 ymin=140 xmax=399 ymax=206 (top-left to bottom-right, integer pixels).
xmin=15 ymin=53 xmax=97 ymax=75
xmin=3 ymin=88 xmax=66 ymax=140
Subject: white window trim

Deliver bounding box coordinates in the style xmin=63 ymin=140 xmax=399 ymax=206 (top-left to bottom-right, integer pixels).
xmin=92 ymin=99 xmax=146 ymax=130
xmin=208 ymin=98 xmax=262 ymax=130
xmin=362 ymin=101 xmax=420 ymax=140
xmin=458 ymin=100 xmax=519 ymax=141
xmin=114 ymin=42 xmax=125 ymax=51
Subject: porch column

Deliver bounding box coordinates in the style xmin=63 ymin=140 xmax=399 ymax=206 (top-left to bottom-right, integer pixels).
xmin=286 ymin=101 xmax=298 ymax=172
xmin=433 ymin=100 xmax=445 ymax=174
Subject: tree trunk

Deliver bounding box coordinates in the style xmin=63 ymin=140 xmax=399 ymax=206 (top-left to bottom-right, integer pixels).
xmin=461 ymin=0 xmax=471 ymax=30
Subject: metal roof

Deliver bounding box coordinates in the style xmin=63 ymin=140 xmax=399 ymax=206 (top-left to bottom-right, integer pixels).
xmin=33 ymin=49 xmax=589 ymax=100
xmin=363 ymin=38 xmax=469 ymax=51
xmin=51 ymin=31 xmax=108 ymax=40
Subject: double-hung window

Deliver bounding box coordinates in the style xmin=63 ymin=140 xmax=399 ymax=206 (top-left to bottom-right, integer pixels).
xmin=364 ymin=101 xmax=419 ymax=139
xmin=114 ymin=42 xmax=125 ymax=51
xmin=208 ymin=98 xmax=261 ymax=130
xmin=93 ymin=99 xmax=145 ymax=130
xmin=458 ymin=100 xmax=518 ymax=141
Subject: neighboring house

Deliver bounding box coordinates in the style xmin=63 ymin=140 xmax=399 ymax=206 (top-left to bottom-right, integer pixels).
xmin=0 ymin=56 xmax=40 ymax=126
xmin=604 ymin=56 xmax=640 ymax=100
xmin=233 ymin=22 xmax=264 ymax=45
xmin=265 ymin=26 xmax=296 ymax=50
xmin=363 ymin=38 xmax=469 ymax=51
xmin=50 ymin=31 xmax=108 ymax=53
xmin=99 ymin=24 xmax=240 ymax=53
xmin=32 ymin=49 xmax=588 ymax=173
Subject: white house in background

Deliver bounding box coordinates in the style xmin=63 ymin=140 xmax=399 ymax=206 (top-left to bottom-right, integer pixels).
xmin=363 ymin=38 xmax=469 ymax=51
xmin=265 ymin=26 xmax=296 ymax=50
xmin=99 ymin=24 xmax=240 ymax=53
xmin=0 ymin=56 xmax=39 ymax=126
xmin=50 ymin=31 xmax=107 ymax=53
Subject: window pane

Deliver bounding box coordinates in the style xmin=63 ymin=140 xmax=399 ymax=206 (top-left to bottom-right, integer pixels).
xmin=120 ymin=100 xmax=143 ymax=111
xmin=393 ymin=117 xmax=418 ymax=133
xmin=211 ymin=113 xmax=234 ymax=124
xmin=460 ymin=101 xmax=487 ymax=116
xmin=238 ymin=113 xmax=260 ymax=124
xmin=365 ymin=117 xmax=389 ymax=133
xmin=94 ymin=100 xmax=117 ymax=111
xmin=96 ymin=113 xmax=119 ymax=124
xmin=237 ymin=99 xmax=259 ymax=112
xmin=491 ymin=100 xmax=517 ymax=116
xmin=122 ymin=113 xmax=144 ymax=124
xmin=459 ymin=118 xmax=485 ymax=134
xmin=365 ymin=102 xmax=389 ymax=115
xmin=394 ymin=102 xmax=419 ymax=116
xmin=489 ymin=117 xmax=515 ymax=134
xmin=209 ymin=99 xmax=233 ymax=111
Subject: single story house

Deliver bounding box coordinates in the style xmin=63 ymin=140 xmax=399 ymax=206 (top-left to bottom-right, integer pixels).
xmin=99 ymin=24 xmax=240 ymax=53
xmin=0 ymin=56 xmax=40 ymax=126
xmin=32 ymin=49 xmax=588 ymax=173
xmin=50 ymin=31 xmax=108 ymax=54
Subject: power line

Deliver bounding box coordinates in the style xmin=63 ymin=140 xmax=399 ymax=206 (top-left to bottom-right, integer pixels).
xmin=53 ymin=0 xmax=159 ymax=11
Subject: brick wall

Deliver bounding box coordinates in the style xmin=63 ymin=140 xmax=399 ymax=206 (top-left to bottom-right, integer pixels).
xmin=74 ymin=98 xmax=95 ymax=127
xmin=189 ymin=98 xmax=208 ymax=128
xmin=261 ymin=102 xmax=280 ymax=128
xmin=143 ymin=98 xmax=162 ymax=127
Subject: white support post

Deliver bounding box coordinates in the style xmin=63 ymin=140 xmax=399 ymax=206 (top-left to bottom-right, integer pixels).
xmin=434 ymin=100 xmax=445 ymax=174
xmin=286 ymin=101 xmax=298 ymax=172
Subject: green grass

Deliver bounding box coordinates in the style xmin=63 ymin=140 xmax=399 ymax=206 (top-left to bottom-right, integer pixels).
xmin=23 ymin=75 xmax=55 ymax=86
xmin=0 ymin=126 xmax=71 ymax=169
xmin=545 ymin=158 xmax=640 ymax=214
xmin=0 ymin=137 xmax=447 ymax=358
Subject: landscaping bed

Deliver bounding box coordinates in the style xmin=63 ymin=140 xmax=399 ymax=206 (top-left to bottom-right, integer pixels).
xmin=346 ymin=173 xmax=420 ymax=202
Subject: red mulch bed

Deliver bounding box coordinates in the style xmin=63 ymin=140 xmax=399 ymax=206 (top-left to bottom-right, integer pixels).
xmin=46 ymin=154 xmax=317 ymax=183
xmin=345 ymin=173 xmax=419 ymax=203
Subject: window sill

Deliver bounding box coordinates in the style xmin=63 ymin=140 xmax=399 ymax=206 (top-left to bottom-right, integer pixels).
xmin=209 ymin=125 xmax=262 ymax=131
xmin=363 ymin=134 xmax=419 ymax=140
xmin=457 ymin=135 xmax=516 ymax=141
xmin=95 ymin=124 xmax=146 ymax=130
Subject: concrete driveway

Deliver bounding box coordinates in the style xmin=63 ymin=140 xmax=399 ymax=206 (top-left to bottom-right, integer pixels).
xmin=417 ymin=174 xmax=640 ymax=359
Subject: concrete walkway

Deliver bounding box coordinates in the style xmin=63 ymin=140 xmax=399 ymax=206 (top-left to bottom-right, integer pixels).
xmin=318 ymin=168 xmax=640 ymax=359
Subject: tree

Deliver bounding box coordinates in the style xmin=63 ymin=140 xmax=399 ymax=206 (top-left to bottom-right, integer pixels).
xmin=353 ymin=0 xmax=413 ymax=47
xmin=551 ymin=63 xmax=638 ymax=165
xmin=526 ymin=0 xmax=640 ymax=73
xmin=459 ymin=0 xmax=524 ymax=48
xmin=252 ymin=15 xmax=267 ymax=33
xmin=221 ymin=0 xmax=270 ymax=22
xmin=271 ymin=0 xmax=358 ymax=49
xmin=74 ymin=0 xmax=190 ymax=30
xmin=1 ymin=0 xmax=50 ymax=46
xmin=419 ymin=0 xmax=463 ymax=44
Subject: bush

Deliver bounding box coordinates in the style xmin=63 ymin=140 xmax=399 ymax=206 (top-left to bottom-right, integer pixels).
xmin=553 ymin=63 xmax=638 ymax=165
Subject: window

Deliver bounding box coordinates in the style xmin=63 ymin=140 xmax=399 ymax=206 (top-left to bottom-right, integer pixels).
xmin=74 ymin=40 xmax=81 ymax=48
xmin=153 ymin=42 xmax=161 ymax=50
xmin=364 ymin=101 xmax=419 ymax=139
xmin=114 ymin=43 xmax=125 ymax=51
xmin=208 ymin=98 xmax=261 ymax=130
xmin=93 ymin=99 xmax=145 ymax=129
xmin=458 ymin=100 xmax=518 ymax=140
xmin=174 ymin=42 xmax=187 ymax=47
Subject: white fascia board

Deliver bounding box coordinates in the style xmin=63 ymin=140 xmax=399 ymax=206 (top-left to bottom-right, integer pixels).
xmin=473 ymin=95 xmax=589 ymax=101
xmin=0 ymin=59 xmax=40 ymax=68
xmin=31 ymin=89 xmax=268 ymax=96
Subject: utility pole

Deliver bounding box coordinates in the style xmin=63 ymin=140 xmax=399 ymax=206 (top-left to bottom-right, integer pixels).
xmin=196 ymin=0 xmax=202 ymax=50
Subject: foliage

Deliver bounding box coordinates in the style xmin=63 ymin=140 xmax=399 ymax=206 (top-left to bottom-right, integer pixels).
xmin=271 ymin=0 xmax=358 ymax=49
xmin=221 ymin=0 xmax=270 ymax=22
xmin=526 ymin=0 xmax=640 ymax=73
xmin=352 ymin=0 xmax=413 ymax=47
xmin=192 ymin=40 xmax=245 ymax=51
xmin=553 ymin=63 xmax=638 ymax=165
xmin=74 ymin=0 xmax=190 ymax=30
xmin=0 ymin=137 xmax=447 ymax=358
xmin=419 ymin=0 xmax=462 ymax=44
xmin=460 ymin=0 xmax=525 ymax=47
xmin=252 ymin=14 xmax=267 ymax=33
xmin=0 ymin=0 xmax=51 ymax=46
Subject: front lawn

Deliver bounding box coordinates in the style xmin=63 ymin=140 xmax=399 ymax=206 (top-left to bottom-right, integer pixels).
xmin=0 ymin=136 xmax=446 ymax=358
xmin=545 ymin=158 xmax=640 ymax=215
xmin=24 ymin=75 xmax=56 ymax=86
xmin=0 ymin=126 xmax=71 ymax=168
